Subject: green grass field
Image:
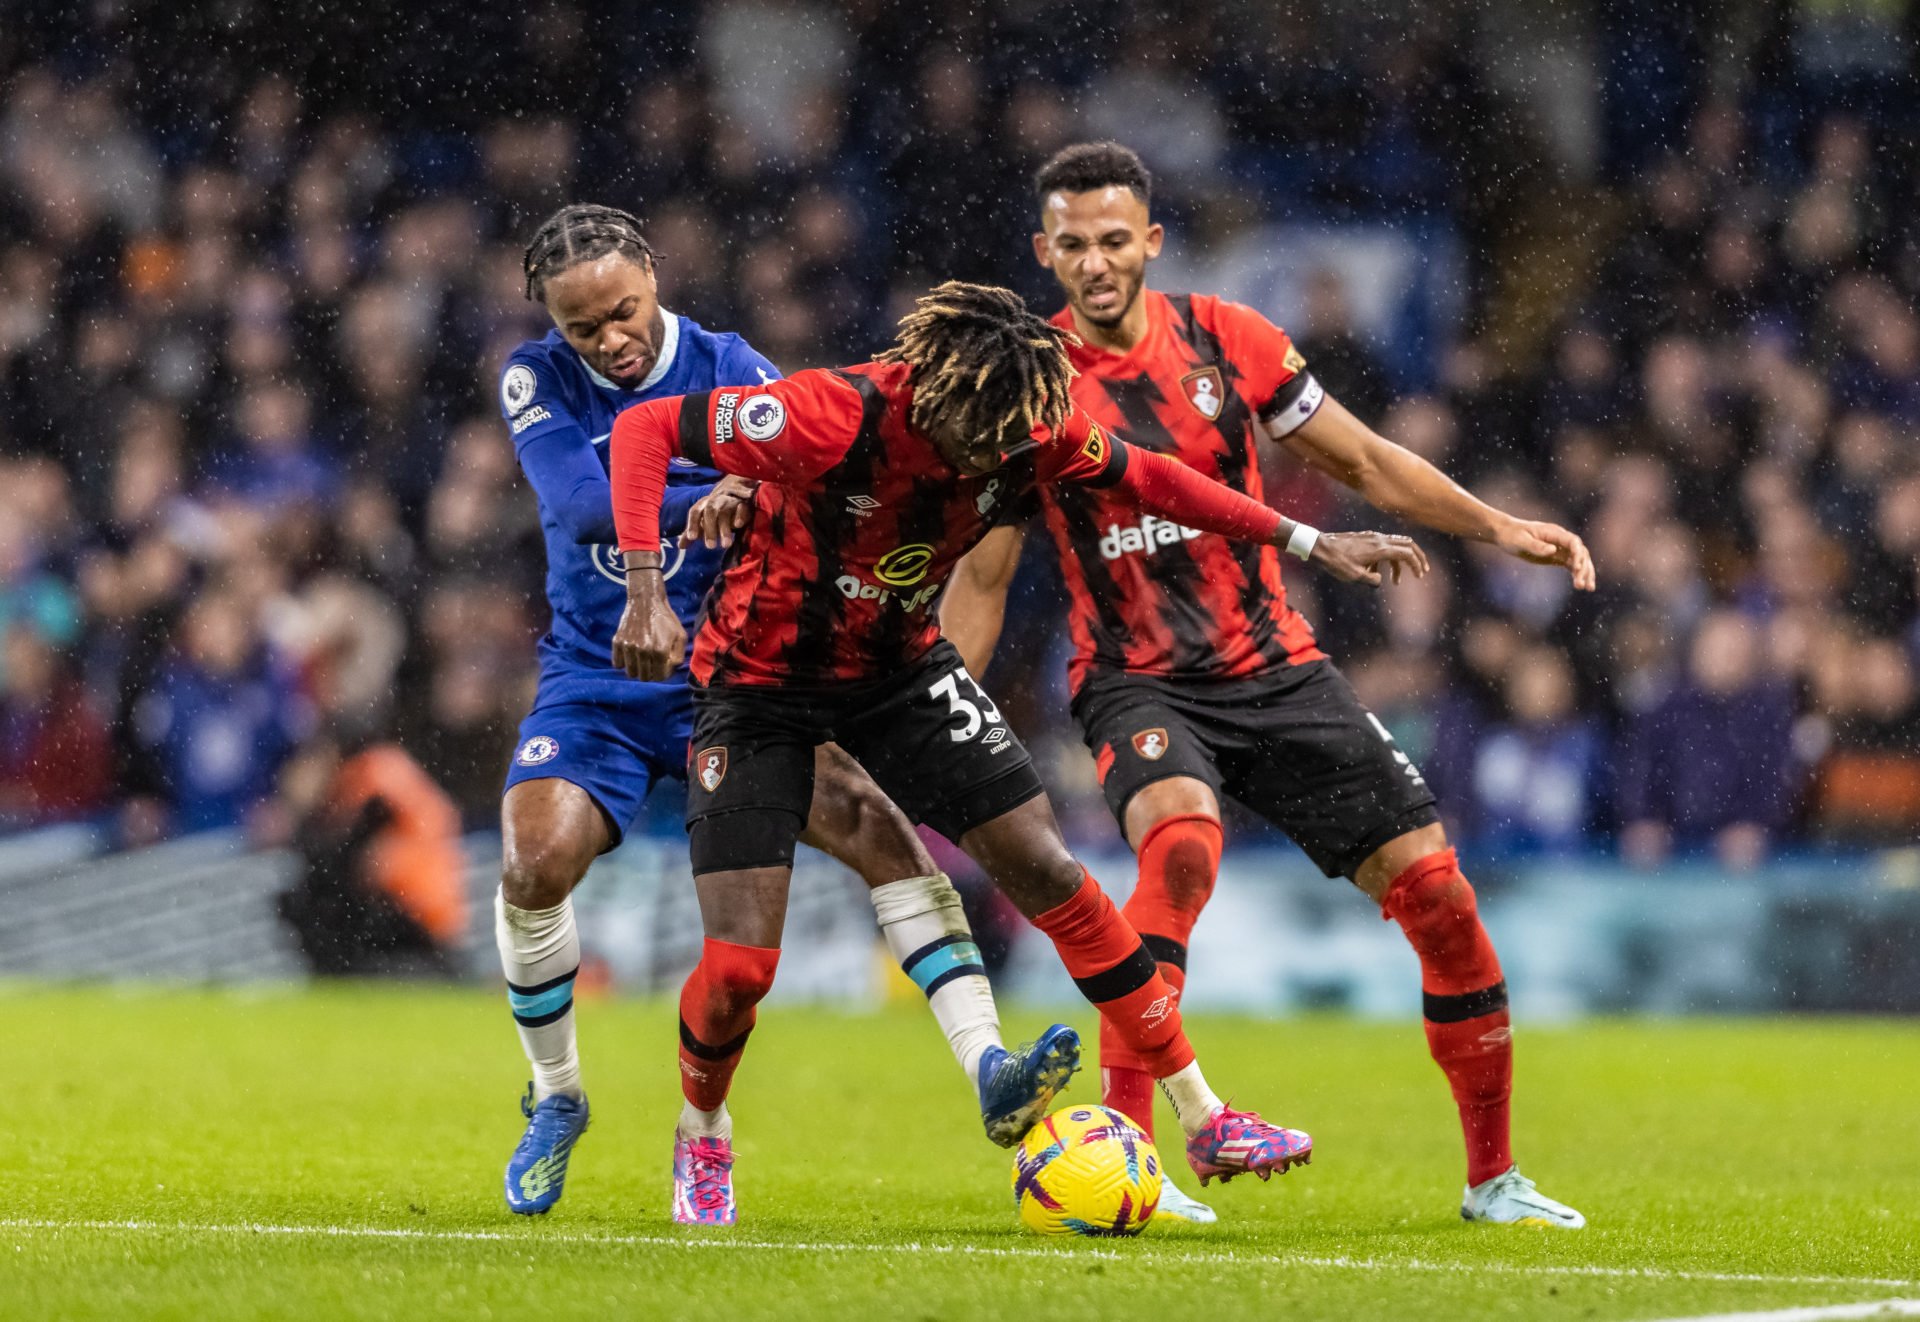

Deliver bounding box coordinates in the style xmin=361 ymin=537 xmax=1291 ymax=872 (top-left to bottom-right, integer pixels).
xmin=5 ymin=984 xmax=1917 ymax=1321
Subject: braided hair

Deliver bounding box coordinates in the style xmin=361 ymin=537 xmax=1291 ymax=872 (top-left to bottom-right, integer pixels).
xmin=522 ymin=203 xmax=659 ymax=302
xmin=878 ymin=281 xmax=1079 ymax=450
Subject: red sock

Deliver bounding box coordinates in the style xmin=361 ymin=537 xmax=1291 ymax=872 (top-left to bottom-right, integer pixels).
xmin=1033 ymin=870 xmax=1195 ymax=1079
xmin=1382 ymin=849 xmax=1513 ymax=1186
xmin=1102 ymin=813 xmax=1222 ymax=1141
xmin=676 ymin=937 xmax=781 ymax=1113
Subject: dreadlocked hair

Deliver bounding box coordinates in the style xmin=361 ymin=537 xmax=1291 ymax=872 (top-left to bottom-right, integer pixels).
xmin=878 ymin=281 xmax=1079 ymax=447
xmin=522 ymin=203 xmax=659 ymax=301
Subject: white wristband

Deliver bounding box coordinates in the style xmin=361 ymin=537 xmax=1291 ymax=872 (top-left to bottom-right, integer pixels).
xmin=1285 ymin=522 xmax=1320 ymax=561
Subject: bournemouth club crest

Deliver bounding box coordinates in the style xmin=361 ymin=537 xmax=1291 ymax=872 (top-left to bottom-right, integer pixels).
xmin=1181 ymin=367 xmax=1224 ymax=420
xmin=695 ymin=746 xmax=728 ymax=792
xmin=1131 ymin=728 xmax=1170 ymax=761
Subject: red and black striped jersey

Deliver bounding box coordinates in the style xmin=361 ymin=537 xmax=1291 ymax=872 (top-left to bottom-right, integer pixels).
xmin=1037 ymin=290 xmax=1327 ymax=693
xmin=611 ymin=361 xmax=1124 ymax=686
xmin=609 ymin=359 xmax=1287 ymax=688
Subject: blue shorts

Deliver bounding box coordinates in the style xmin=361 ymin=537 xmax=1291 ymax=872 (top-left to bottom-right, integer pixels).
xmin=503 ymin=674 xmax=694 ymax=845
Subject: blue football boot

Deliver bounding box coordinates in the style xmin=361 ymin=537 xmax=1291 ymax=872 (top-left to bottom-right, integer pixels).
xmin=979 ymin=1024 xmax=1082 ymax=1147
xmin=504 ymin=1083 xmax=590 ymax=1215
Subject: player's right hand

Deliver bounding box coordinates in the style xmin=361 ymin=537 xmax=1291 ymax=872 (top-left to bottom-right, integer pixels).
xmin=612 ymin=580 xmax=687 ymax=681
xmin=1309 ymin=531 xmax=1429 ymax=586
xmin=681 ymin=475 xmax=758 ymax=549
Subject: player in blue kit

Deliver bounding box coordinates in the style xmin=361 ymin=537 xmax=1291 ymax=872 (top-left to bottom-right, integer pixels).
xmin=494 ymin=205 xmax=1077 ymax=1218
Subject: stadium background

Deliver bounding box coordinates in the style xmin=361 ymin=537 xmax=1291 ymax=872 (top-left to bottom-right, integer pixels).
xmin=3 ymin=0 xmax=1919 ymax=1011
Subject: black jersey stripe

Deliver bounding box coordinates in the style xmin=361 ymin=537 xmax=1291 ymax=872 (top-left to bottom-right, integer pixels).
xmin=1173 ymin=299 xmax=1293 ymax=671
xmin=772 ymin=371 xmax=890 ymax=683
xmin=1100 ymin=372 xmax=1224 ymax=670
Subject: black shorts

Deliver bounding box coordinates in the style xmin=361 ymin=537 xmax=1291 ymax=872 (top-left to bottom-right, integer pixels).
xmin=1072 ymin=659 xmax=1440 ymax=879
xmin=685 ymin=640 xmax=1044 ymax=873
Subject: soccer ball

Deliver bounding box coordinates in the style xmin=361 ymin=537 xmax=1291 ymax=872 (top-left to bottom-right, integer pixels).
xmin=1010 ymin=1105 xmax=1162 ymax=1236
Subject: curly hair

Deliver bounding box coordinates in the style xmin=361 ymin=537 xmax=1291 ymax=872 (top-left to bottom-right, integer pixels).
xmin=1032 ymin=141 xmax=1153 ymax=207
xmin=877 ymin=281 xmax=1079 ymax=449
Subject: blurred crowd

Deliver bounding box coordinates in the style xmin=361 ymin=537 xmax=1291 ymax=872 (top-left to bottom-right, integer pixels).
xmin=2 ymin=0 xmax=1917 ymax=866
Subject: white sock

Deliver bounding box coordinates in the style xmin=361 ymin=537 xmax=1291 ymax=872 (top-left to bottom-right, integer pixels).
xmin=678 ymin=1100 xmax=732 ymax=1142
xmin=1158 ymin=1061 xmax=1225 ymax=1137
xmin=869 ymin=873 xmax=1003 ymax=1086
xmin=494 ymin=890 xmax=582 ymax=1102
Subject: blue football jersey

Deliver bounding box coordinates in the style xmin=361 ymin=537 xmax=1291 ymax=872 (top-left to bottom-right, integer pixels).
xmin=500 ymin=314 xmax=779 ymax=705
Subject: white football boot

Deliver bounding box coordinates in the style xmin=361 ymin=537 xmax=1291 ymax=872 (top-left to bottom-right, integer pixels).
xmin=1152 ymin=1178 xmax=1218 ymax=1225
xmin=1461 ymin=1166 xmax=1585 ymax=1228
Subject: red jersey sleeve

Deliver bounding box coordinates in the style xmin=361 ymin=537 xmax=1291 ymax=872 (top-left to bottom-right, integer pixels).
xmin=1192 ymin=294 xmax=1327 ymax=437
xmin=1033 ymin=404 xmax=1128 ymax=486
xmin=1037 ymin=403 xmax=1283 ymax=545
xmin=679 ymin=370 xmax=865 ymax=482
xmin=610 ymin=395 xmax=681 ymax=557
xmin=609 ymin=370 xmax=865 ymax=555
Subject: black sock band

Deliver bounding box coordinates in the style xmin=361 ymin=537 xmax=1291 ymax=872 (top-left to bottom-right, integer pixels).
xmin=1423 ymin=980 xmax=1509 ymax=1024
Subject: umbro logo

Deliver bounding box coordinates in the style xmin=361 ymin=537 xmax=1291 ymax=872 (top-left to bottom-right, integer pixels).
xmin=847 ymin=494 xmax=881 ymax=516
xmin=1140 ymin=994 xmax=1173 ymax=1026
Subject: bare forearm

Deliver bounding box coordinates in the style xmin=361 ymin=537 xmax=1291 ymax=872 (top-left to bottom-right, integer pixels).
xmin=1283 ymin=397 xmax=1509 ymax=543
xmin=941 ymin=592 xmax=1006 ymax=679
xmin=941 ymin=525 xmax=1024 ymax=677
xmin=1355 ymin=443 xmax=1508 ymax=543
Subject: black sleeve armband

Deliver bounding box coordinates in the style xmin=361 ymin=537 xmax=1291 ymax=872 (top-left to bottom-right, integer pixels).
xmin=1257 ymin=371 xmax=1326 ymax=437
xmin=1080 ymin=435 xmax=1130 ymax=489
xmin=678 ymin=390 xmax=715 ymax=467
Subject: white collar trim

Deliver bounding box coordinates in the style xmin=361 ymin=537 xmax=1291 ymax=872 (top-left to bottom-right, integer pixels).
xmin=585 ymin=310 xmax=680 ymax=392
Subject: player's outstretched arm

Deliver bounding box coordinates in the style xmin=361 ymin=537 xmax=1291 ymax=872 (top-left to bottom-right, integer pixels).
xmin=941 ymin=524 xmax=1027 ymax=678
xmin=1097 ymin=439 xmax=1428 ymax=588
xmin=1276 ymin=395 xmax=1596 ymax=590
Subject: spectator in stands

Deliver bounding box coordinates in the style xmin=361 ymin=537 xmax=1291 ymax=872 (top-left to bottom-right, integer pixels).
xmin=1290 ymin=268 xmax=1392 ymax=421
xmin=125 ymin=588 xmax=311 ymax=838
xmin=204 ymin=381 xmax=338 ymax=510
xmin=0 ymin=628 xmax=112 ymax=828
xmin=1462 ymin=646 xmax=1605 ymax=855
xmin=1806 ymin=634 xmax=1920 ymax=846
xmin=1618 ymin=612 xmax=1799 ymax=869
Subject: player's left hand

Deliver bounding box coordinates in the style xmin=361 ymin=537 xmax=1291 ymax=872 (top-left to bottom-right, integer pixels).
xmin=681 ymin=475 xmax=758 ymax=549
xmin=1494 ymin=518 xmax=1596 ymax=590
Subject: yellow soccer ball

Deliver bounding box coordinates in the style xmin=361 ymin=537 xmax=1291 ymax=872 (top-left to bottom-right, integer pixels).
xmin=1010 ymin=1105 xmax=1162 ymax=1236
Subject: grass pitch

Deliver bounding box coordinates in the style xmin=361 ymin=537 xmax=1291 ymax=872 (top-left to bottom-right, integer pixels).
xmin=5 ymin=984 xmax=1917 ymax=1321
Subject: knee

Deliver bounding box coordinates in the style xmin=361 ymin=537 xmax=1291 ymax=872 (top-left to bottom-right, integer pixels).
xmin=1005 ymin=847 xmax=1088 ymax=915
xmin=501 ymin=829 xmax=591 ymax=910
xmin=700 ymin=942 xmax=781 ymax=1017
xmin=1382 ymin=850 xmax=1481 ymax=950
xmin=1135 ymin=814 xmax=1221 ymax=914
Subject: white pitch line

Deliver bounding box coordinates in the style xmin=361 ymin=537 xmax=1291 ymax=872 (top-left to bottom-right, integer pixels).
xmin=1646 ymin=1302 xmax=1920 ymax=1322
xmin=3 ymin=1217 xmax=1917 ymax=1294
